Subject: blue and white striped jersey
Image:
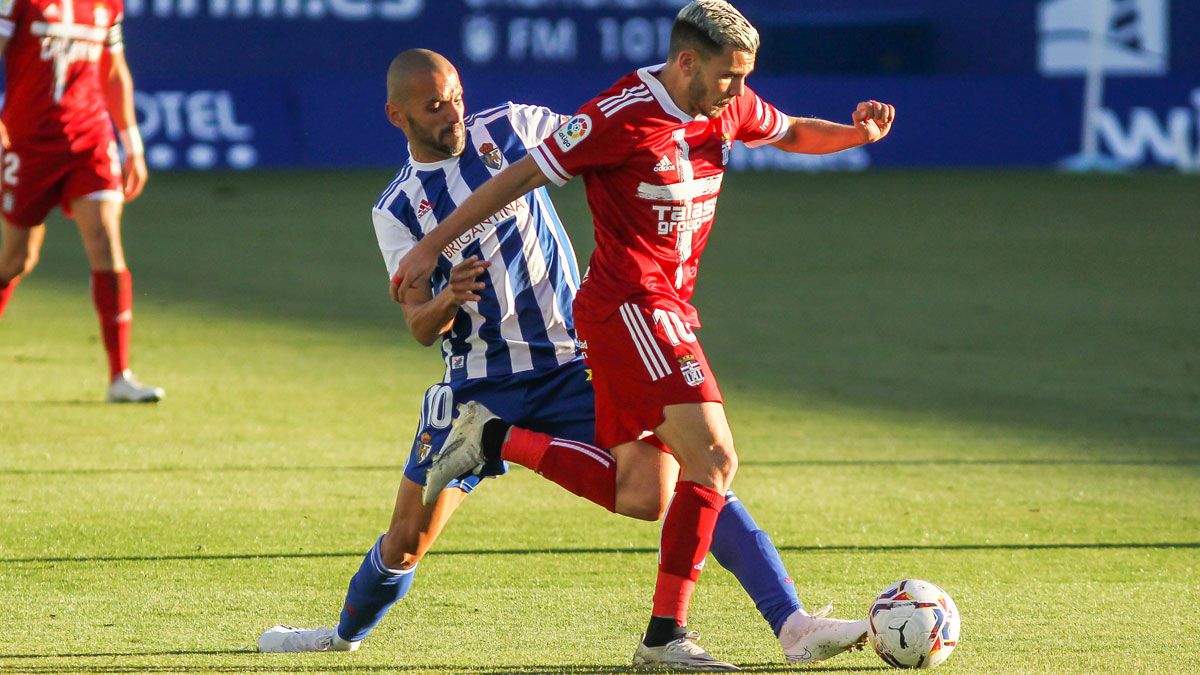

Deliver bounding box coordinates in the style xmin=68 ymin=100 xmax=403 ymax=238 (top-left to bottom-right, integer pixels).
xmin=372 ymin=102 xmax=583 ymax=382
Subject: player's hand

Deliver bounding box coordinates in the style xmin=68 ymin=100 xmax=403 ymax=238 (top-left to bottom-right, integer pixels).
xmin=445 ymin=255 xmax=491 ymax=307
xmin=123 ymin=153 xmax=148 ymax=202
xmin=0 ymin=119 xmax=9 ymax=150
xmin=853 ymin=100 xmax=895 ymax=143
xmin=390 ymin=243 xmax=440 ymax=304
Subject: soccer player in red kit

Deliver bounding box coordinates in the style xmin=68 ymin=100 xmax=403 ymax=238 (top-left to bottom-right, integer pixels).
xmin=0 ymin=0 xmax=163 ymax=402
xmin=395 ymin=1 xmax=894 ymax=668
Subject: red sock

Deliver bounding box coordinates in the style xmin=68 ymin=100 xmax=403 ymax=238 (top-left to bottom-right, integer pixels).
xmin=91 ymin=270 xmax=133 ymax=380
xmin=502 ymin=427 xmax=617 ymax=512
xmin=0 ymin=276 xmax=19 ymax=318
xmin=652 ymin=481 xmax=726 ymax=626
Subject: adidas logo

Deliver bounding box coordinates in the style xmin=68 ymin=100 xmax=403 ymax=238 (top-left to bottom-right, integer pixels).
xmin=652 ymin=155 xmax=676 ymax=173
xmin=416 ymin=199 xmax=433 ymax=218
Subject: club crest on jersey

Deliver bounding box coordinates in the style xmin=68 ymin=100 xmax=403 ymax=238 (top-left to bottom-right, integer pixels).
xmin=451 ymin=355 xmax=466 ymax=369
xmin=94 ymin=4 xmax=110 ymax=25
xmin=416 ymin=199 xmax=433 ymax=219
xmin=478 ymin=142 xmax=503 ymax=170
xmin=678 ymin=355 xmax=705 ymax=387
xmin=42 ymin=2 xmax=59 ymax=18
xmin=417 ymin=433 xmax=434 ymax=462
xmin=553 ymin=114 xmax=592 ymax=153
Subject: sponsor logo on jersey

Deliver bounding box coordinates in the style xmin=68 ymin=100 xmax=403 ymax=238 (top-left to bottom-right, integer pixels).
xmin=441 ymin=199 xmax=524 ymax=258
xmin=678 ymin=354 xmax=705 ymax=387
xmin=451 ymin=355 xmax=466 ymax=369
xmin=478 ymin=142 xmax=503 ymax=170
xmin=652 ymin=200 xmax=716 ymax=236
xmin=416 ymin=199 xmax=433 ymax=219
xmin=553 ymin=114 xmax=591 ymax=152
xmin=652 ymin=155 xmax=675 ymax=173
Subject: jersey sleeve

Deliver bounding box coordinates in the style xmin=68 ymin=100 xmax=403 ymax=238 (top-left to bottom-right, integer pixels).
xmin=529 ymin=99 xmax=631 ymax=187
xmin=508 ymin=103 xmax=570 ymax=149
xmin=372 ymin=206 xmax=419 ymax=280
xmin=731 ymin=85 xmax=789 ymax=148
xmin=0 ymin=0 xmax=27 ymax=39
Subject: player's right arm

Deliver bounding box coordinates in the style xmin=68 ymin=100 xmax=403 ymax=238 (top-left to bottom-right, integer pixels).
xmin=389 ymin=154 xmax=549 ymax=302
xmin=398 ymin=256 xmax=491 ymax=347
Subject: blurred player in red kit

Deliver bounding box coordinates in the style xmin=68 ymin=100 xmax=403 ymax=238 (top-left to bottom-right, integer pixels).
xmin=0 ymin=0 xmax=163 ymax=402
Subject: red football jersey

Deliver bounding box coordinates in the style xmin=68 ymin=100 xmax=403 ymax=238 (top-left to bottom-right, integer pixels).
xmin=0 ymin=0 xmax=124 ymax=151
xmin=531 ymin=64 xmax=787 ymax=327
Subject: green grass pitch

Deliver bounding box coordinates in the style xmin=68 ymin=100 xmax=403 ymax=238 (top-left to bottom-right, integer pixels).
xmin=1 ymin=169 xmax=1197 ymax=673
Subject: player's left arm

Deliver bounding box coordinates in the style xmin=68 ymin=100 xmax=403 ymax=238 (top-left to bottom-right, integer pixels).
xmin=771 ymin=100 xmax=896 ymax=155
xmin=100 ymin=37 xmax=148 ymax=201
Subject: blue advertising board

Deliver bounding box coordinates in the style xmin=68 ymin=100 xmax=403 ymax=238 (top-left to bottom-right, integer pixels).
xmin=115 ymin=0 xmax=1198 ymax=171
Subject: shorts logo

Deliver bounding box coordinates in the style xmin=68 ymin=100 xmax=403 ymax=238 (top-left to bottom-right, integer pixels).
xmin=451 ymin=355 xmax=466 ymax=369
xmin=553 ymin=114 xmax=592 ymax=153
xmin=478 ymin=142 xmax=503 ymax=170
xmin=417 ymin=432 xmax=434 ymax=462
xmin=721 ymin=133 xmax=731 ymax=166
xmin=1 ymin=192 xmax=11 ymax=212
xmin=678 ymin=354 xmax=705 ymax=387
xmin=0 ymin=0 xmax=13 ymax=17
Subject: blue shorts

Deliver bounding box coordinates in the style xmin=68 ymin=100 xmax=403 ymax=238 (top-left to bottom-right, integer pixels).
xmin=403 ymin=359 xmax=595 ymax=492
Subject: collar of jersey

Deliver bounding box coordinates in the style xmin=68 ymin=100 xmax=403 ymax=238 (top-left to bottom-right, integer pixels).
xmin=407 ymin=145 xmax=462 ymax=171
xmin=637 ymin=64 xmax=708 ymax=124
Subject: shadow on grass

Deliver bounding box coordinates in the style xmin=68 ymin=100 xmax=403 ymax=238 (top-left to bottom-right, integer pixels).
xmin=0 ymin=655 xmax=883 ymax=674
xmin=4 ymin=541 xmax=1198 ymax=565
xmin=2 ymin=457 xmax=1196 ymax=478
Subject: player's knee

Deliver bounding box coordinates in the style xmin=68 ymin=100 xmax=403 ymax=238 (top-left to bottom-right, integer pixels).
xmin=0 ymin=247 xmax=38 ymax=281
xmin=704 ymin=444 xmax=738 ymax=491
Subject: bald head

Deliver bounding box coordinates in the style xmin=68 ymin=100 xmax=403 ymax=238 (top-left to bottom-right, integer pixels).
xmin=384 ymin=48 xmax=467 ymax=162
xmin=387 ymin=48 xmax=457 ymax=104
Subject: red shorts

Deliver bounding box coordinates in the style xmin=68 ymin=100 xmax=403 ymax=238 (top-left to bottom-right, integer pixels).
xmin=1 ymin=139 xmax=123 ymax=228
xmin=576 ymin=300 xmax=724 ymax=450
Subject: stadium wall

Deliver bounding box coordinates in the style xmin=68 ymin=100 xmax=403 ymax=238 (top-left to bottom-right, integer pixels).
xmin=119 ymin=0 xmax=1199 ymax=171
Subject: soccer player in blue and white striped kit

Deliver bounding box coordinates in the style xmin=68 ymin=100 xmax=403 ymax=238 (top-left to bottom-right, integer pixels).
xmin=258 ymin=48 xmax=864 ymax=667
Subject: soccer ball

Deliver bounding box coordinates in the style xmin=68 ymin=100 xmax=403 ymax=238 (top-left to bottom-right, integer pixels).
xmin=867 ymin=579 xmax=960 ymax=669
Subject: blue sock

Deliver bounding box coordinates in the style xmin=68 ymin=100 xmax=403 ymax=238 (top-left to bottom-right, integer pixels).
xmin=709 ymin=491 xmax=803 ymax=636
xmin=336 ymin=535 xmax=417 ymax=643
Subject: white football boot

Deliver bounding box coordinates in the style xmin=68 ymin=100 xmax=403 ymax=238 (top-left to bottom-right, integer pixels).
xmin=421 ymin=401 xmax=496 ymax=505
xmin=632 ymin=631 xmax=740 ymax=671
xmin=779 ymin=603 xmax=869 ymax=665
xmin=107 ymin=370 xmax=165 ymax=403
xmin=257 ymin=626 xmax=359 ymax=653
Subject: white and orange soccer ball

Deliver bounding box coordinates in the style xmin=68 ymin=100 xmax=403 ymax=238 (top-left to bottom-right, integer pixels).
xmin=867 ymin=579 xmax=960 ymax=669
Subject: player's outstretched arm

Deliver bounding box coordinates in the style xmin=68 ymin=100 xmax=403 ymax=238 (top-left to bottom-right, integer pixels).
xmin=772 ymin=100 xmax=896 ymax=155
xmin=390 ymin=155 xmax=550 ymax=303
xmin=399 ymin=256 xmax=491 ymax=346
xmin=101 ymin=49 xmax=148 ymax=201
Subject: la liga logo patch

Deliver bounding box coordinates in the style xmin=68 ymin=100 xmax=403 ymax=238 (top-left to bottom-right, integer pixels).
xmin=554 ymin=114 xmax=592 ymax=152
